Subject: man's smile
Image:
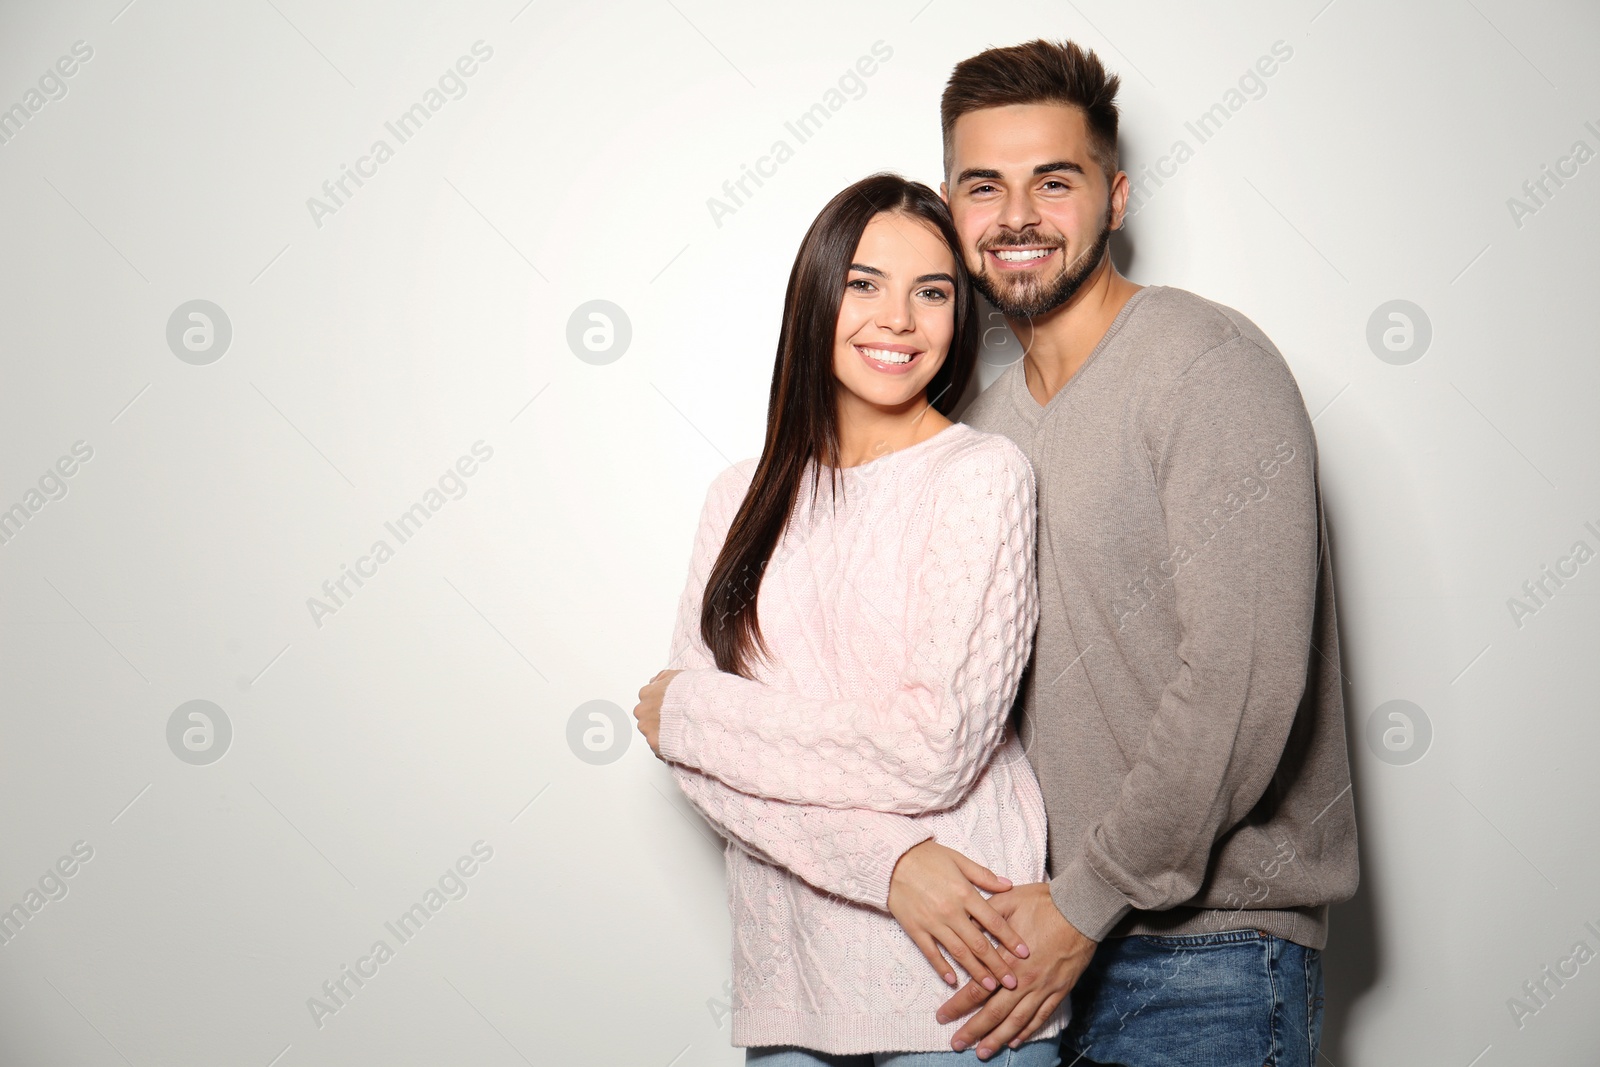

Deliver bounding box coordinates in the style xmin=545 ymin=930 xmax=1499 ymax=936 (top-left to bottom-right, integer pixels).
xmin=986 ymin=246 xmax=1060 ymax=270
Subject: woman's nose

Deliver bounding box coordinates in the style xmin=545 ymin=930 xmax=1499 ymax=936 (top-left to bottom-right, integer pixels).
xmin=878 ymin=297 xmax=914 ymax=332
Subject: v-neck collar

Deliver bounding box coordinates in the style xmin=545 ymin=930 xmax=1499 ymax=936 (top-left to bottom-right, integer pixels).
xmin=1010 ymin=285 xmax=1157 ymax=424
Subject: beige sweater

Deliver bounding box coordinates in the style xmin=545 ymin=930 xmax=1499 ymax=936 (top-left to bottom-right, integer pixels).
xmin=960 ymin=285 xmax=1358 ymax=949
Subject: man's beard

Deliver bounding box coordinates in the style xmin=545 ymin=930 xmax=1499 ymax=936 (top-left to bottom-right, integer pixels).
xmin=971 ymin=214 xmax=1113 ymax=320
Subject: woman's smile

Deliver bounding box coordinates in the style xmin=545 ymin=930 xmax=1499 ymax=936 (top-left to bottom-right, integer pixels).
xmin=854 ymin=341 xmax=924 ymax=374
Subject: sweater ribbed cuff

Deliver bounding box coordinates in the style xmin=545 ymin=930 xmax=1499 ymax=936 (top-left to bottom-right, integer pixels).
xmin=656 ymin=668 xmax=708 ymax=765
xmin=852 ymin=822 xmax=936 ymax=911
xmin=1050 ymin=856 xmax=1131 ymax=943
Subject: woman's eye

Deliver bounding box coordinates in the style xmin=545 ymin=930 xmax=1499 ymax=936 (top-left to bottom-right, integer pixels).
xmin=919 ymin=288 xmax=950 ymax=302
xmin=847 ymin=278 xmax=875 ymax=292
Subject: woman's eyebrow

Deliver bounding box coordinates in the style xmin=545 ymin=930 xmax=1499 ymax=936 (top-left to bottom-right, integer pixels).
xmin=914 ymin=272 xmax=956 ymax=285
xmin=848 ymin=263 xmax=886 ymax=277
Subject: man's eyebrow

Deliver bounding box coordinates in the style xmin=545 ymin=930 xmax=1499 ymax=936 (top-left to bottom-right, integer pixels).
xmin=914 ymin=272 xmax=956 ymax=285
xmin=955 ymin=162 xmax=1085 ymax=184
xmin=954 ymin=167 xmax=1003 ymax=185
xmin=848 ymin=263 xmax=885 ymax=277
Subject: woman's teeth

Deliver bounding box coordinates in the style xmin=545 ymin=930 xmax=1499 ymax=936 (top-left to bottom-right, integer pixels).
xmin=994 ymin=248 xmax=1054 ymax=261
xmin=859 ymin=346 xmax=914 ymax=364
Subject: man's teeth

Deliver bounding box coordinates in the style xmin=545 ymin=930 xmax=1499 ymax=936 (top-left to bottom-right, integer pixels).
xmin=860 ymin=346 xmax=914 ymax=364
xmin=994 ymin=248 xmax=1053 ymax=262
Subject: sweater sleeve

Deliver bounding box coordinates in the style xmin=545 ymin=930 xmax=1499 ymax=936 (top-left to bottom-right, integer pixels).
xmin=1048 ymin=339 xmax=1322 ymax=942
xmin=657 ymin=444 xmax=1038 ymax=816
xmin=669 ymin=767 xmax=933 ymax=909
xmin=659 ymin=465 xmax=933 ymax=909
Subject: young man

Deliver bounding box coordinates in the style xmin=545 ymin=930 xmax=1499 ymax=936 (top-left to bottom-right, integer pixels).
xmin=917 ymin=40 xmax=1359 ymax=1064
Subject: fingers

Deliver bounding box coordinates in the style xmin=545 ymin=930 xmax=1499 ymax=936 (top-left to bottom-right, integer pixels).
xmin=950 ymin=984 xmax=1025 ymax=1053
xmin=933 ymin=925 xmax=1001 ymax=991
xmin=935 ymin=977 xmax=992 ymax=1026
xmin=1009 ymin=990 xmax=1066 ymax=1049
xmin=952 ymin=853 xmax=1012 ymax=894
xmin=971 ymin=989 xmax=1042 ymax=1060
xmin=949 ymin=916 xmax=1016 ymax=990
xmin=967 ymin=894 xmax=1029 ymax=960
xmin=908 ymin=927 xmax=958 ymax=987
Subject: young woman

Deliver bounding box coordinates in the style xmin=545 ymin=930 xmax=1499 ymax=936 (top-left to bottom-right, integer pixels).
xmin=633 ymin=173 xmax=1064 ymax=1065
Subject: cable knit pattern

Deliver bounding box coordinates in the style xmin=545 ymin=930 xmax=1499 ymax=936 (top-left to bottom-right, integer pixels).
xmin=658 ymin=421 xmax=1065 ymax=1053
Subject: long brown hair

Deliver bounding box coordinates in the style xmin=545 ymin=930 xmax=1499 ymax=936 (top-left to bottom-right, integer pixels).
xmin=701 ymin=172 xmax=979 ymax=679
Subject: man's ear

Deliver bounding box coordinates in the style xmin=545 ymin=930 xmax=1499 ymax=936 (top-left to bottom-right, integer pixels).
xmin=1108 ymin=170 xmax=1130 ymax=231
xmin=939 ymin=180 xmax=949 ymax=204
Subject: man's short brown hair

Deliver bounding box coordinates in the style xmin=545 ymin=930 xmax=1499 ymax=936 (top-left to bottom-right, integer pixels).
xmin=940 ymin=39 xmax=1121 ymax=179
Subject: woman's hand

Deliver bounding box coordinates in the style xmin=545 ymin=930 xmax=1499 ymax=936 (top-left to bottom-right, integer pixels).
xmin=632 ymin=669 xmax=682 ymax=756
xmin=886 ymin=840 xmax=1031 ymax=994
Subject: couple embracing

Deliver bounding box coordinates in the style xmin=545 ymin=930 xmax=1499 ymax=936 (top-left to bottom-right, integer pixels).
xmin=633 ymin=39 xmax=1358 ymax=1067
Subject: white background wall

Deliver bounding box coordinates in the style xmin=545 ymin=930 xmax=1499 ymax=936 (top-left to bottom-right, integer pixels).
xmin=0 ymin=0 xmax=1595 ymax=1064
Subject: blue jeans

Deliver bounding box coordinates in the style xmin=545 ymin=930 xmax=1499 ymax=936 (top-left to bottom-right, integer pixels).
xmin=746 ymin=1040 xmax=1061 ymax=1067
xmin=1063 ymin=929 xmax=1324 ymax=1066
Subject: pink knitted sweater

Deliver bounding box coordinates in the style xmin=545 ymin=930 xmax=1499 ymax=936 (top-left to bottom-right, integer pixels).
xmin=659 ymin=421 xmax=1066 ymax=1053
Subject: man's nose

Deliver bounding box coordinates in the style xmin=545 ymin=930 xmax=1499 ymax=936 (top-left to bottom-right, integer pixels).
xmin=999 ymin=188 xmax=1041 ymax=232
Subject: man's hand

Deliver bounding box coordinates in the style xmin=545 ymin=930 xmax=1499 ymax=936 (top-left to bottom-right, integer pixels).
xmin=632 ymin=669 xmax=682 ymax=755
xmin=934 ymin=882 xmax=1096 ymax=1059
xmin=887 ymin=841 xmax=1031 ymax=993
